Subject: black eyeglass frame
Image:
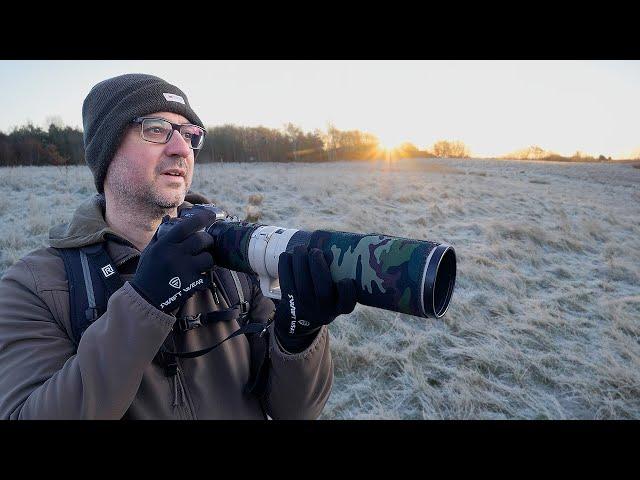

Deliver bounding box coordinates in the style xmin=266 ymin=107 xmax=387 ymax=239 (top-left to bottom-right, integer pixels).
xmin=131 ymin=116 xmax=206 ymax=150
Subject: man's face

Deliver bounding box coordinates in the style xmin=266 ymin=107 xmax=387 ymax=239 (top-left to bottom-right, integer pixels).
xmin=104 ymin=111 xmax=196 ymax=211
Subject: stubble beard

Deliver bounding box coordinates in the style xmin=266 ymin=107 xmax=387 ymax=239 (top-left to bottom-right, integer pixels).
xmin=106 ymin=154 xmax=192 ymax=218
xmin=148 ymin=178 xmax=190 ymax=211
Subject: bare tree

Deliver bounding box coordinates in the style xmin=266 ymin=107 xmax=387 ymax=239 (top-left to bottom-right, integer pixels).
xmin=432 ymin=140 xmax=470 ymax=158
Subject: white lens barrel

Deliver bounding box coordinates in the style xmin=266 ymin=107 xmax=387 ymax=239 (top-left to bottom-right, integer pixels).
xmin=248 ymin=226 xmax=299 ymax=299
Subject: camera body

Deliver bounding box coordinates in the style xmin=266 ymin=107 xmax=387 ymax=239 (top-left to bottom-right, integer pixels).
xmin=157 ymin=203 xmax=230 ymax=239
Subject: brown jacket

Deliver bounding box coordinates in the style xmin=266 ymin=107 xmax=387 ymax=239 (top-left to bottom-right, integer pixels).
xmin=0 ymin=194 xmax=333 ymax=419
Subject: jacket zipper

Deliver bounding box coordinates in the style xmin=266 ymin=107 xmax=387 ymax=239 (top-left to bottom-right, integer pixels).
xmin=172 ymin=371 xmax=184 ymax=408
xmin=175 ymin=364 xmax=197 ymax=419
xmin=114 ymin=252 xmax=140 ymax=268
xmin=168 ymin=271 xmax=225 ymax=418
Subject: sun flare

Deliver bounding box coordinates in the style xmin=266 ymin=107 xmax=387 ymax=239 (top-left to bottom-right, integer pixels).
xmin=375 ymin=132 xmax=406 ymax=153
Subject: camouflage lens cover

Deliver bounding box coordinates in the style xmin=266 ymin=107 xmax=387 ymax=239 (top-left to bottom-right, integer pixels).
xmin=206 ymin=221 xmax=453 ymax=318
xmin=308 ymin=230 xmax=440 ymax=318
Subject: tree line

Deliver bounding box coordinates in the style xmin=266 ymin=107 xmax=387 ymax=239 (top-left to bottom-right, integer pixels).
xmin=1 ymin=122 xmax=633 ymax=166
xmin=0 ymin=124 xmax=85 ymax=166
xmin=0 ymin=122 xmax=476 ymax=167
xmin=502 ymin=145 xmax=613 ymax=162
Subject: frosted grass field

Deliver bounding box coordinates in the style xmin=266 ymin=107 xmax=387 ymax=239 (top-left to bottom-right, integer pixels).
xmin=1 ymin=158 xmax=639 ymax=419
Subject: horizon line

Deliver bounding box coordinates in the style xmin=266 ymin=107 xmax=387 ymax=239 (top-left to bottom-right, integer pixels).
xmin=1 ymin=120 xmax=638 ymax=162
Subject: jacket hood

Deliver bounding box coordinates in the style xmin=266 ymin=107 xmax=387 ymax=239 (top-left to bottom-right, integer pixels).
xmin=49 ymin=191 xmax=212 ymax=249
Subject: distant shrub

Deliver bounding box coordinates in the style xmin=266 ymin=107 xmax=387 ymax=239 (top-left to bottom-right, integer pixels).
xmin=503 ymin=146 xmax=616 ymax=163
xmin=431 ymin=140 xmax=470 ymax=159
xmin=248 ymin=193 xmax=264 ymax=206
xmin=244 ymin=205 xmax=261 ymax=222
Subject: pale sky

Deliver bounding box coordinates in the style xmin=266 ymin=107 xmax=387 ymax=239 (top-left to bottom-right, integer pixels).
xmin=1 ymin=60 xmax=638 ymax=158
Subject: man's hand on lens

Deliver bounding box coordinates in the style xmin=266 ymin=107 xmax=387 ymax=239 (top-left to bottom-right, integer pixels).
xmin=274 ymin=245 xmax=357 ymax=353
xmin=130 ymin=208 xmax=217 ymax=314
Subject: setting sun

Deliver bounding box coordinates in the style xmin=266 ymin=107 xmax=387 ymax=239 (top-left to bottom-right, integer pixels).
xmin=375 ymin=132 xmax=404 ymax=152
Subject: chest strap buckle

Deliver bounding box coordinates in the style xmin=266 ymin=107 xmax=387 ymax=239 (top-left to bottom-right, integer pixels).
xmin=175 ymin=313 xmax=203 ymax=332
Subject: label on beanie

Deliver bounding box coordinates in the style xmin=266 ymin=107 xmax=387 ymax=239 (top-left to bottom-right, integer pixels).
xmin=163 ymin=93 xmax=185 ymax=105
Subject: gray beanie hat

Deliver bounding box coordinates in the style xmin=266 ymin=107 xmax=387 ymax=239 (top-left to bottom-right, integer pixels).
xmin=82 ymin=73 xmax=205 ymax=193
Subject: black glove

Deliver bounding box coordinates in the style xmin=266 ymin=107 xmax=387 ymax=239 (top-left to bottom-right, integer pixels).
xmin=130 ymin=208 xmax=217 ymax=314
xmin=274 ymin=245 xmax=358 ymax=353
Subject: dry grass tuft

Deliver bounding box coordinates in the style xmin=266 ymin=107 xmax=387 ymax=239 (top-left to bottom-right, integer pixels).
xmin=247 ymin=193 xmax=264 ymax=206
xmin=244 ymin=205 xmax=262 ymax=222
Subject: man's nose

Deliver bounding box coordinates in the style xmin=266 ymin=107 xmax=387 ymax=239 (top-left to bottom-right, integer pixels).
xmin=164 ymin=130 xmax=192 ymax=158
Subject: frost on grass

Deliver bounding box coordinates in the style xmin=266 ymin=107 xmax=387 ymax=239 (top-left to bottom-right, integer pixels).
xmin=1 ymin=159 xmax=639 ymax=419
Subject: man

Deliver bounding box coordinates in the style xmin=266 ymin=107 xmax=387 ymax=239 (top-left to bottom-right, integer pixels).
xmin=0 ymin=73 xmax=356 ymax=419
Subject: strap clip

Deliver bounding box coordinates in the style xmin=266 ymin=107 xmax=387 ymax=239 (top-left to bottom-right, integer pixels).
xmin=85 ymin=307 xmax=100 ymax=322
xmin=175 ymin=313 xmax=203 ymax=332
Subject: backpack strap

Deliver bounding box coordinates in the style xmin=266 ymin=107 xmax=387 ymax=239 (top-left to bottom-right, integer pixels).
xmin=81 ymin=243 xmax=125 ymax=296
xmin=228 ymin=269 xmax=272 ymax=397
xmin=229 ymin=270 xmax=251 ymax=321
xmin=171 ymin=268 xmax=250 ymax=333
xmin=162 ymin=320 xmax=271 ymax=359
xmin=56 ymin=244 xmax=124 ymax=346
xmin=210 ymin=267 xmax=252 ymax=322
xmin=57 ymin=248 xmax=87 ymax=346
xmin=78 ymin=249 xmax=97 ymax=321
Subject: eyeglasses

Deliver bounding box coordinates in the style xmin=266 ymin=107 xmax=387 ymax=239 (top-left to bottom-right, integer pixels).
xmin=132 ymin=117 xmax=206 ymax=150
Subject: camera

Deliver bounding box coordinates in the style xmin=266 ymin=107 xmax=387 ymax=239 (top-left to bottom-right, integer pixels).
xmin=158 ymin=204 xmax=456 ymax=319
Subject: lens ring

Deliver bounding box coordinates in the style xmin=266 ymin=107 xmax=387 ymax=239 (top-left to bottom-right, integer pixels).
xmin=420 ymin=244 xmax=456 ymax=318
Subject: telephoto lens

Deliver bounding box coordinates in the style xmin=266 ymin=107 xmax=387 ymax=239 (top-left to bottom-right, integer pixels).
xmin=181 ymin=204 xmax=456 ymax=319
